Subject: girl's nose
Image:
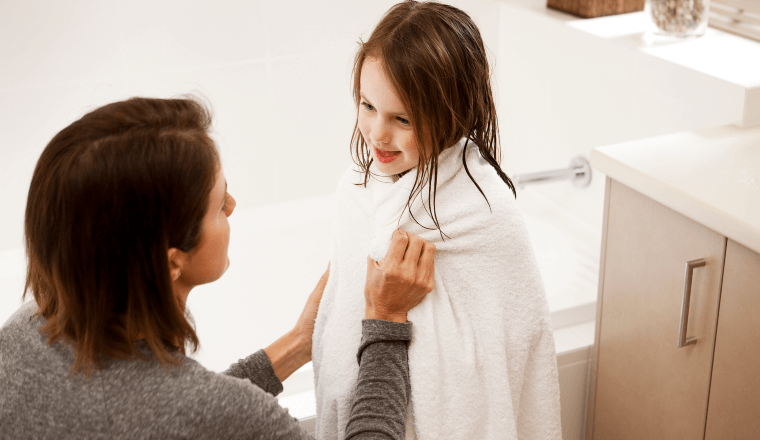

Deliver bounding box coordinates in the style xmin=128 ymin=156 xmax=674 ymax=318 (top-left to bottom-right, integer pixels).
xmin=371 ymin=118 xmax=390 ymax=145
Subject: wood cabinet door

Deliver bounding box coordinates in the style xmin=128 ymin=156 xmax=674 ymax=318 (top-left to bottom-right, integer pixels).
xmin=591 ymin=179 xmax=726 ymax=440
xmin=705 ymin=239 xmax=760 ymax=439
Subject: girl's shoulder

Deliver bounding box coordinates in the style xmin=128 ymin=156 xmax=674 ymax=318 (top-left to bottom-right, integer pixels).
xmin=337 ymin=163 xmax=366 ymax=187
xmin=336 ymin=163 xmax=397 ymax=196
xmin=455 ymin=145 xmax=516 ymax=207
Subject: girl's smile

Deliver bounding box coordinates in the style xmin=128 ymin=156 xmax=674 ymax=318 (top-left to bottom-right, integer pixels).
xmin=374 ymin=146 xmax=402 ymax=163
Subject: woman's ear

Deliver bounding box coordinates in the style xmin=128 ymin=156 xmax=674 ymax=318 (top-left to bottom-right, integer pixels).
xmin=167 ymin=248 xmax=187 ymax=282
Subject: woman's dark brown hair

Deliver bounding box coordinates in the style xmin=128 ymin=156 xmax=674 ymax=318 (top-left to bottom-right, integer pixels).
xmin=351 ymin=0 xmax=516 ymax=238
xmin=23 ymin=97 xmax=219 ymax=376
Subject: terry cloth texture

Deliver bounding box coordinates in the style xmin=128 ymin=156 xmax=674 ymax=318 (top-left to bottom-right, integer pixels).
xmin=0 ymin=301 xmax=413 ymax=439
xmin=313 ymin=138 xmax=563 ymax=440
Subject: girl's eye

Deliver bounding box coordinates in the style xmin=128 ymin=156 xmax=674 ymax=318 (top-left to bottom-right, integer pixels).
xmin=397 ymin=117 xmax=410 ymax=126
xmin=362 ymin=102 xmax=375 ymax=111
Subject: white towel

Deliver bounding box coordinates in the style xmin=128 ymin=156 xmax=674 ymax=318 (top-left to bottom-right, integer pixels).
xmin=312 ymin=138 xmax=562 ymax=440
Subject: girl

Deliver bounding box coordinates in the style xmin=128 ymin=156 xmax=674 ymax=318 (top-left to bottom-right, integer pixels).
xmin=312 ymin=2 xmax=562 ymax=439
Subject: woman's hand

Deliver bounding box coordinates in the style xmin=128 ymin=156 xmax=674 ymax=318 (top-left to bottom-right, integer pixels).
xmin=265 ymin=262 xmax=329 ymax=382
xmin=365 ymin=229 xmax=436 ymax=323
xmin=293 ymin=262 xmax=330 ymax=358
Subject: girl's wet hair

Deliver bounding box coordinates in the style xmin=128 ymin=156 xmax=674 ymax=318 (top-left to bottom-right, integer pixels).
xmin=350 ymin=0 xmax=517 ymax=239
xmin=24 ymin=97 xmax=218 ymax=376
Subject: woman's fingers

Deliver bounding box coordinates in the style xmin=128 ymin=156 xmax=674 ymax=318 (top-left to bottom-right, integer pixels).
xmin=416 ymin=242 xmax=435 ymax=271
xmin=383 ymin=229 xmax=409 ymax=266
xmin=311 ymin=265 xmax=330 ymax=300
xmin=427 ymin=260 xmax=435 ymax=293
xmin=402 ymin=232 xmax=425 ymax=267
xmin=417 ymin=242 xmax=436 ymax=292
xmin=305 ymin=265 xmax=329 ymax=320
xmin=364 ymin=230 xmax=437 ymax=321
xmin=292 ymin=262 xmax=332 ymax=359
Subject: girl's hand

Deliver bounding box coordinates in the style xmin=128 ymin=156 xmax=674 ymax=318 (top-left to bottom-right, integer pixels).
xmin=293 ymin=262 xmax=330 ymax=359
xmin=364 ymin=229 xmax=436 ymax=323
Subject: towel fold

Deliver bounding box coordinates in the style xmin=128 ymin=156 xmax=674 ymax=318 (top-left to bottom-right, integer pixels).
xmin=313 ymin=138 xmax=562 ymax=439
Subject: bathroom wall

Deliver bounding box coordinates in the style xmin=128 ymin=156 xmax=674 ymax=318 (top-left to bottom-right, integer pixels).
xmin=496 ymin=0 xmax=737 ymax=234
xmin=0 ymin=0 xmax=500 ymax=254
xmin=0 ymin=0 xmax=726 ymax=256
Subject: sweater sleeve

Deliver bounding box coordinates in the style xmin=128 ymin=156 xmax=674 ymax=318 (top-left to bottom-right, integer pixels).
xmin=224 ymin=348 xmax=284 ymax=397
xmin=345 ymin=319 xmax=413 ymax=440
xmin=223 ymin=320 xmax=411 ymax=440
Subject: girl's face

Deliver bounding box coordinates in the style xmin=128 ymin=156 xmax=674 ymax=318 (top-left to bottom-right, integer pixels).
xmin=358 ymin=57 xmax=420 ymax=176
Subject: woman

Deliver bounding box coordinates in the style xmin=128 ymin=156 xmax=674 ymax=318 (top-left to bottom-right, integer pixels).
xmin=0 ymin=97 xmax=435 ymax=439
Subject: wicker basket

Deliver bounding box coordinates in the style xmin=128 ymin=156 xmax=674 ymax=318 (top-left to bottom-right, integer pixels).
xmin=547 ymin=0 xmax=645 ymax=18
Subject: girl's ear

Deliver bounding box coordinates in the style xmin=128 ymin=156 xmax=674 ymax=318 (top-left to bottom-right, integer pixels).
xmin=167 ymin=248 xmax=188 ymax=282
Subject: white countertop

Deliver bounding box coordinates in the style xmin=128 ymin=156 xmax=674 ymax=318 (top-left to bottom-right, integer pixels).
xmin=500 ymin=0 xmax=760 ymax=250
xmin=500 ymin=0 xmax=760 ymax=127
xmin=590 ymin=125 xmax=760 ymax=255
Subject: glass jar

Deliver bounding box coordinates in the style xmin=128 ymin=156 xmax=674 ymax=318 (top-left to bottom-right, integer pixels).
xmin=645 ymin=0 xmax=711 ymax=37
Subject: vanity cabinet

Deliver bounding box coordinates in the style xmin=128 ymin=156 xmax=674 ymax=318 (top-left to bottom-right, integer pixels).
xmin=586 ymin=178 xmax=760 ymax=439
xmin=704 ymin=239 xmax=760 ymax=439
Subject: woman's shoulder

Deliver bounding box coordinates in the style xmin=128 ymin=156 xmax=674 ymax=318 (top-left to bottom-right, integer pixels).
xmin=1 ymin=299 xmax=38 ymax=330
xmin=0 ymin=300 xmax=48 ymax=360
xmin=102 ymin=352 xmax=305 ymax=437
xmin=161 ymin=361 xmax=306 ymax=438
xmin=0 ymin=302 xmax=306 ymax=438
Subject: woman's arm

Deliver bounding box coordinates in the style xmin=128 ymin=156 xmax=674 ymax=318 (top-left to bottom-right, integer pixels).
xmin=345 ymin=230 xmax=435 ymax=439
xmin=226 ymin=229 xmax=434 ymax=439
xmin=223 ymin=318 xmax=412 ymax=440
xmin=345 ymin=319 xmax=412 ymax=440
xmin=224 ymin=349 xmax=284 ymax=396
xmin=222 ymin=327 xmax=310 ymax=396
xmin=224 ymin=266 xmax=329 ymax=392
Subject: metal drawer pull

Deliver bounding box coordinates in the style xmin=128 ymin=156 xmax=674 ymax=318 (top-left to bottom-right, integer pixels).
xmin=678 ymin=259 xmax=706 ymax=348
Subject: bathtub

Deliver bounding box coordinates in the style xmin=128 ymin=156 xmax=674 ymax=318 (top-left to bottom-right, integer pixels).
xmin=0 ymin=185 xmax=599 ymax=435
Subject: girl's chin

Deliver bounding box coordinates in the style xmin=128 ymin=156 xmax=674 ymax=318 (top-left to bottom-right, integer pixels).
xmin=376 ymin=163 xmax=405 ymax=175
xmin=374 ymin=157 xmax=410 ymax=172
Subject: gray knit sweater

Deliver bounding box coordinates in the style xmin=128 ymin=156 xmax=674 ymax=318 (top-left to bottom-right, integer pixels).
xmin=0 ymin=301 xmax=412 ymax=439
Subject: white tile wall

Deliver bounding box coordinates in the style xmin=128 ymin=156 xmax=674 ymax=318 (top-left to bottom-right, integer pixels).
xmin=0 ymin=0 xmax=504 ymax=253
xmin=2 ymin=0 xmax=722 ymax=254
xmin=0 ymin=1 xmax=123 ymax=90
xmin=113 ymin=1 xmax=269 ymax=74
